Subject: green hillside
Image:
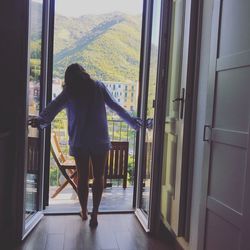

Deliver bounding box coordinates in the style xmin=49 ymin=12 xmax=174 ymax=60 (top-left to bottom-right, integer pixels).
xmin=30 ymin=2 xmax=158 ymax=84
xmin=53 ymin=12 xmax=143 ymax=82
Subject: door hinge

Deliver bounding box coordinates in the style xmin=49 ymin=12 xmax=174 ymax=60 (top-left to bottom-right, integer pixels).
xmin=203 ymin=125 xmax=211 ymax=142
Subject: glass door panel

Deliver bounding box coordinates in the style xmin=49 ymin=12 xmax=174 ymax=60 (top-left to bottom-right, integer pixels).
xmin=140 ymin=0 xmax=161 ymax=216
xmin=25 ymin=0 xmax=44 ymax=222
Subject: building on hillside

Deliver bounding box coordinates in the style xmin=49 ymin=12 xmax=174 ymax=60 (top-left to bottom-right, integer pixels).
xmin=28 ymin=81 xmax=40 ymax=116
xmin=52 ymin=78 xmax=63 ymax=99
xmin=29 ymin=79 xmax=138 ymax=124
xmin=103 ymin=81 xmax=138 ymax=113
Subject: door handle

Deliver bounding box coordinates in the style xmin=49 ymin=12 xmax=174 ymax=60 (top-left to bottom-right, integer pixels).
xmin=172 ymin=97 xmax=184 ymax=102
xmin=172 ymin=88 xmax=185 ymax=119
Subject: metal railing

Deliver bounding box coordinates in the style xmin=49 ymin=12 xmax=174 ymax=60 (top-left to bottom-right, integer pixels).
xmin=50 ymin=117 xmax=137 ymax=187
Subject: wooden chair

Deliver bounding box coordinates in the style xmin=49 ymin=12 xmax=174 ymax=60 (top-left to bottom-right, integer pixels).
xmin=50 ymin=133 xmax=129 ymax=198
xmin=50 ymin=132 xmax=79 ymax=198
xmin=105 ymin=141 xmax=129 ymax=189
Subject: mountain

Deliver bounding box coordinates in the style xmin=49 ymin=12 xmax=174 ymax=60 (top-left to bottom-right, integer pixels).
xmin=53 ymin=12 xmax=143 ymax=82
xmin=30 ymin=2 xmax=157 ymax=83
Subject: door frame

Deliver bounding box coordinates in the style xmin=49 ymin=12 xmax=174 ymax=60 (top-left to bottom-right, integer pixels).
xmin=197 ymin=0 xmax=221 ymax=248
xmin=133 ymin=0 xmax=148 ymax=209
xmin=135 ymin=0 xmax=156 ymax=232
xmin=179 ymin=0 xmax=203 ymax=240
xmin=42 ymin=0 xmax=146 ymax=213
xmin=42 ymin=0 xmax=55 ymax=209
xmin=148 ymin=0 xmax=172 ymax=234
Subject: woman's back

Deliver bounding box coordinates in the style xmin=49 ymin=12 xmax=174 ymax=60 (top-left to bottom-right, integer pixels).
xmin=66 ymin=81 xmax=110 ymax=148
xmin=38 ymin=63 xmax=140 ymax=151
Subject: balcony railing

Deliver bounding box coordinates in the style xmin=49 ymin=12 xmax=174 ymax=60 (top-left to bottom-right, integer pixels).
xmin=50 ymin=117 xmax=137 ymax=188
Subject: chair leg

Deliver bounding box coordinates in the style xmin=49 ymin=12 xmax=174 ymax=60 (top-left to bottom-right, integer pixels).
xmin=60 ymin=168 xmax=78 ymax=193
xmin=123 ymin=176 xmax=127 ymax=189
xmin=51 ymin=171 xmax=78 ymax=198
xmin=51 ymin=180 xmax=69 ymax=198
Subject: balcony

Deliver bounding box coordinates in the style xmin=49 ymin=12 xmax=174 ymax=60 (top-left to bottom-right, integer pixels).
xmin=45 ymin=118 xmax=137 ymax=213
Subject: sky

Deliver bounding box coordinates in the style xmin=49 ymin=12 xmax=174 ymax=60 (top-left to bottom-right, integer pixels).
xmin=55 ymin=0 xmax=143 ymax=17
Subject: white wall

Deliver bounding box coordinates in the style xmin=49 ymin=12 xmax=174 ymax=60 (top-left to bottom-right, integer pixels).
xmin=189 ymin=1 xmax=214 ymax=249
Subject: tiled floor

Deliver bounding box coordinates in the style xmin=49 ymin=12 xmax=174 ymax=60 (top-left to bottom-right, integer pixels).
xmin=45 ymin=186 xmax=134 ymax=213
xmin=17 ymin=214 xmax=174 ymax=250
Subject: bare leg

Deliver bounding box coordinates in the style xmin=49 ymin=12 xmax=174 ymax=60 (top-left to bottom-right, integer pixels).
xmin=90 ymin=151 xmax=108 ymax=226
xmin=75 ymin=152 xmax=90 ymax=220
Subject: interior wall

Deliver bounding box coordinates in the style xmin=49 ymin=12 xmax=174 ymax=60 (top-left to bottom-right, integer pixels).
xmin=0 ymin=0 xmax=28 ymax=244
xmin=188 ymin=1 xmax=214 ymax=249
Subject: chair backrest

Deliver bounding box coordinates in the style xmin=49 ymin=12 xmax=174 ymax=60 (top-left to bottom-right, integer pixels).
xmin=106 ymin=141 xmax=129 ymax=179
xmin=51 ymin=132 xmax=66 ymax=166
xmin=50 ymin=134 xmax=129 ymax=183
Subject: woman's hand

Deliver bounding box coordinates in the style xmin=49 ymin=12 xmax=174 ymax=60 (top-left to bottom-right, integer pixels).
xmin=132 ymin=117 xmax=143 ymax=131
xmin=145 ymin=118 xmax=153 ymax=130
xmin=28 ymin=117 xmax=43 ymax=128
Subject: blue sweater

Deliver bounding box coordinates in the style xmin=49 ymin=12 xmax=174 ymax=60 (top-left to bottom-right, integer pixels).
xmin=39 ymin=81 xmax=139 ymax=149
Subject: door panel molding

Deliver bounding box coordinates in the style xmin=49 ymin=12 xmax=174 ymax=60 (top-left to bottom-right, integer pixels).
xmin=207 ymin=197 xmax=243 ymax=228
xmin=211 ymin=129 xmax=248 ymax=148
xmin=216 ymin=50 xmax=250 ymax=71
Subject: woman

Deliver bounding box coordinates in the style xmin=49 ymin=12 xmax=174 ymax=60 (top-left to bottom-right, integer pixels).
xmin=30 ymin=63 xmax=142 ymax=227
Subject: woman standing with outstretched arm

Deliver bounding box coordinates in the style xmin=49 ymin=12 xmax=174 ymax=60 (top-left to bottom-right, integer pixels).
xmin=30 ymin=63 xmax=142 ymax=227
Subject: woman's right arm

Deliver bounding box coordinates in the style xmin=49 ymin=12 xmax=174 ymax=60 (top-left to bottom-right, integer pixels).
xmin=31 ymin=90 xmax=68 ymax=129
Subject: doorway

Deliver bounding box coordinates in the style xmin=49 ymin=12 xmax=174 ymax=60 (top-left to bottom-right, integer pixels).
xmin=43 ymin=0 xmax=144 ymax=213
xmin=19 ymin=0 xmax=196 ymax=241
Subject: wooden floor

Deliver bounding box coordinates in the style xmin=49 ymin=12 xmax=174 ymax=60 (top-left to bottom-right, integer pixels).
xmin=17 ymin=214 xmax=174 ymax=250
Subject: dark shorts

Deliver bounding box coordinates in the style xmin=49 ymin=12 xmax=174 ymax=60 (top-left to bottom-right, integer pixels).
xmin=69 ymin=143 xmax=111 ymax=157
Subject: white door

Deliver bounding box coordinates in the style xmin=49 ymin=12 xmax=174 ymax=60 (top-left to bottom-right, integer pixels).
xmin=160 ymin=0 xmax=192 ymax=236
xmin=199 ymin=0 xmax=250 ymax=249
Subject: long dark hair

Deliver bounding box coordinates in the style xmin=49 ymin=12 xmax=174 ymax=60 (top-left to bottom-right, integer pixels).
xmin=64 ymin=63 xmax=95 ymax=100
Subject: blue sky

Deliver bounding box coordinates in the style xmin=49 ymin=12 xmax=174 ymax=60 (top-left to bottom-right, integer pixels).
xmin=55 ymin=0 xmax=143 ymax=17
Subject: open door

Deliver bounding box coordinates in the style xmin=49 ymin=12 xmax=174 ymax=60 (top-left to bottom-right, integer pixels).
xmin=135 ymin=0 xmax=172 ymax=232
xmin=18 ymin=0 xmax=53 ymax=239
xmin=136 ymin=0 xmax=198 ymax=236
xmin=160 ymin=0 xmax=191 ymax=236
